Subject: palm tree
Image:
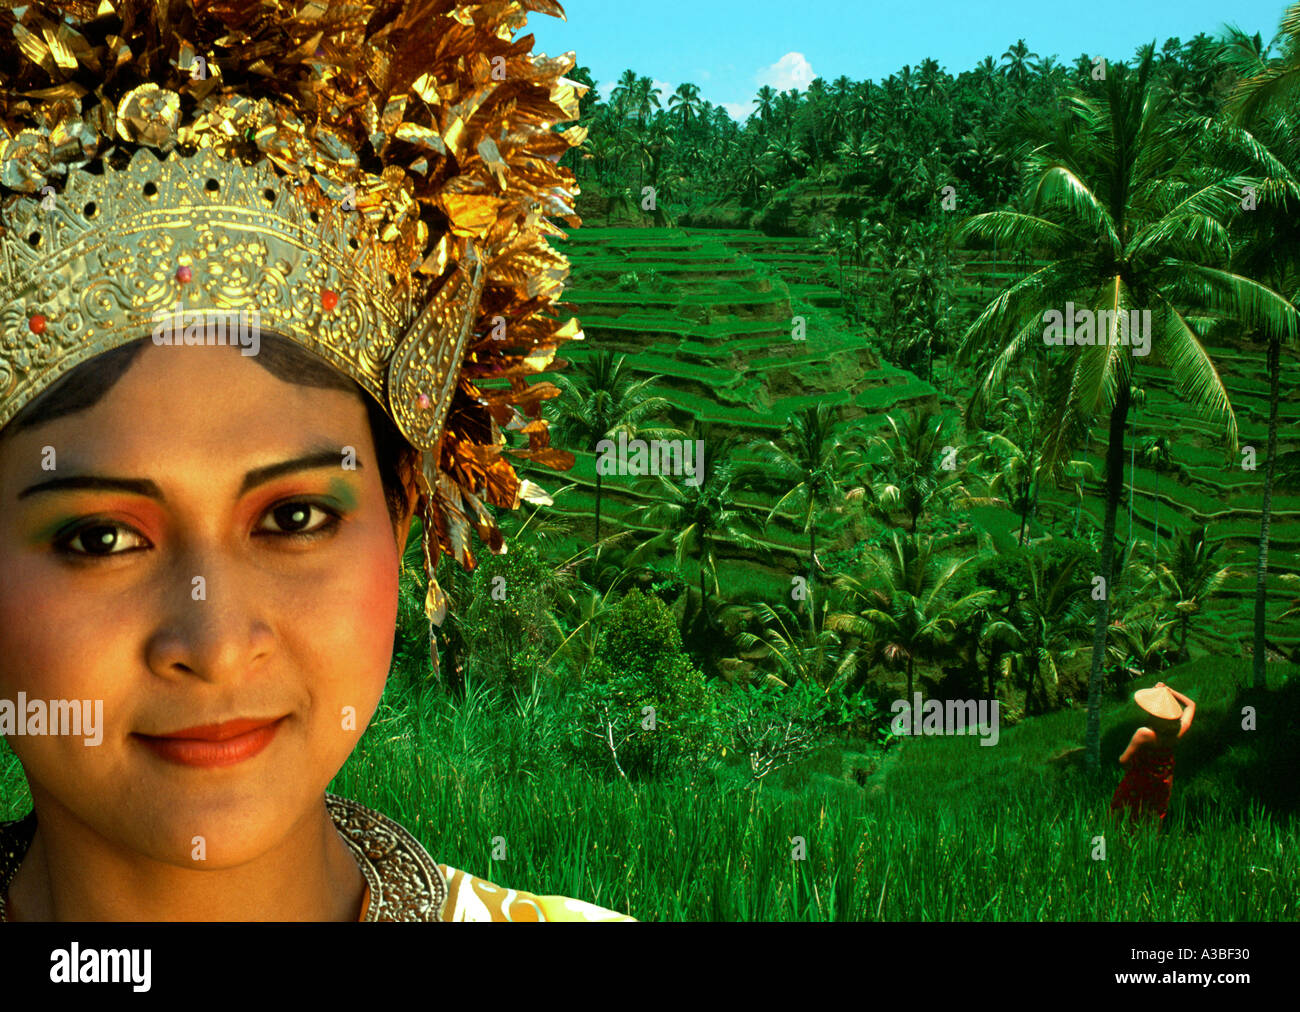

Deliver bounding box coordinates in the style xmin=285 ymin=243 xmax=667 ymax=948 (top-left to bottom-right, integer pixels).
xmin=835 ymin=131 xmax=881 ymax=177
xmin=916 ymin=57 xmax=947 ymax=104
xmin=546 ymin=570 xmax=633 ymax=678
xmin=1000 ymin=39 xmax=1040 ymax=90
xmin=763 ymin=136 xmax=809 ymax=186
xmin=812 ymin=223 xmax=850 ymax=299
xmin=1126 ymin=383 xmax=1147 ymax=546
xmin=627 ymin=433 xmax=768 ymax=632
xmin=548 ymin=351 xmax=683 ymax=543
xmin=855 ymin=407 xmax=991 ymax=533
xmin=971 ymin=604 xmax=1023 ymax=702
xmin=1033 ymin=55 xmax=1064 ymax=88
xmin=1138 ymin=435 xmax=1173 ymax=558
xmin=846 ymin=80 xmax=881 ymax=136
xmin=609 ymin=70 xmax=640 ymax=122
xmin=1211 ymin=27 xmax=1300 ymax=688
xmin=637 ymin=115 xmax=677 ymax=202
xmin=668 ymin=82 xmax=703 ymax=134
xmin=752 ymin=85 xmax=779 ymax=134
xmin=891 ymin=234 xmax=955 ymax=382
xmin=954 ymin=53 xmax=1296 ymax=772
xmin=1279 ymin=572 xmax=1300 ymax=624
xmin=829 ymin=531 xmax=992 ymax=701
xmin=975 ymin=433 xmax=1037 ymax=546
xmin=734 ymin=600 xmax=862 ymax=692
xmin=1002 ymin=552 xmax=1091 ymax=713
xmin=1222 ymin=2 xmax=1300 ymax=121
xmin=1151 ymin=524 xmax=1236 ymax=661
xmin=956 ymin=125 xmax=1018 ymax=210
xmin=583 ymin=133 xmax=623 ymax=189
xmin=748 ymin=405 xmax=856 ymax=628
xmin=732 ymin=153 xmax=769 ymax=209
xmin=1064 ymin=452 xmax=1098 ymax=538
xmin=1105 ymin=607 xmax=1178 ymax=685
xmin=968 ymin=373 xmax=1050 ymax=545
xmin=632 ymin=75 xmax=662 ymax=127
xmin=602 ymin=184 xmax=639 ymax=226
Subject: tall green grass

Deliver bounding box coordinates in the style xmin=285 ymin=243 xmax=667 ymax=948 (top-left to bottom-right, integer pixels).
xmin=2 ymin=656 xmax=1295 ymax=919
xmin=321 ymin=655 xmax=1297 ymax=921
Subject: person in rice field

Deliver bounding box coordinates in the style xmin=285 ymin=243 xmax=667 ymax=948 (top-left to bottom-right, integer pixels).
xmin=1109 ymin=682 xmax=1196 ymax=830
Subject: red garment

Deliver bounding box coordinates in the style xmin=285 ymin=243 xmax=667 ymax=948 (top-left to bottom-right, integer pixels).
xmin=1109 ymin=741 xmax=1175 ymax=826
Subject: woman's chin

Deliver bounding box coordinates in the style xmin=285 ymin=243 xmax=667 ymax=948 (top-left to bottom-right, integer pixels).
xmin=106 ymin=790 xmax=307 ymax=869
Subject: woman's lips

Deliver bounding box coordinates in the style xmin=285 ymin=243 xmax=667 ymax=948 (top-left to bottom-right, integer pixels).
xmin=134 ymin=716 xmax=288 ymax=768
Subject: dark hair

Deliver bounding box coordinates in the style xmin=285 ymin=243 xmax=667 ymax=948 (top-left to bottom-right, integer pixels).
xmin=3 ymin=334 xmax=420 ymax=527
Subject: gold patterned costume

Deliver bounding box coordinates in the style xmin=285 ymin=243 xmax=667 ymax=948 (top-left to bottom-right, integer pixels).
xmin=0 ymin=1 xmax=634 ymax=922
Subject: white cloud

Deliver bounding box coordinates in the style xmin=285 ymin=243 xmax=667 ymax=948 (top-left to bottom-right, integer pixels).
xmin=720 ymin=102 xmax=754 ymax=122
xmin=755 ymin=52 xmax=817 ymax=92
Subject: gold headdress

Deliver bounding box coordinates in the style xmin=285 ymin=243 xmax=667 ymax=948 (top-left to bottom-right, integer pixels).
xmin=0 ymin=1 xmax=587 ymax=661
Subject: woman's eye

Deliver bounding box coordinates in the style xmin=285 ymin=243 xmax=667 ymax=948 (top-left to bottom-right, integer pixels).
xmin=258 ymin=501 xmax=341 ymax=539
xmin=53 ymin=502 xmax=341 ymax=557
xmin=57 ymin=522 xmax=149 ymax=557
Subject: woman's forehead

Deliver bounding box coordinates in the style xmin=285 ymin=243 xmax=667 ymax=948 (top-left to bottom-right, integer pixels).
xmin=37 ymin=343 xmax=361 ymax=422
xmin=0 ymin=346 xmax=372 ymax=480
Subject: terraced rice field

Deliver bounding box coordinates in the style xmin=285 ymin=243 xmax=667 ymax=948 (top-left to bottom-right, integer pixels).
xmin=488 ymin=225 xmax=1299 ymax=656
xmin=487 ymin=226 xmax=938 ymax=592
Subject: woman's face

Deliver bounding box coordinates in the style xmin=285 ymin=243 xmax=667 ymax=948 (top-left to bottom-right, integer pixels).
xmin=0 ymin=342 xmax=412 ymax=869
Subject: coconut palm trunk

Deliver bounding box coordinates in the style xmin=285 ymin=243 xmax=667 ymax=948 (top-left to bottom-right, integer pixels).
xmin=807 ymin=523 xmax=817 ymax=635
xmin=1074 ymin=435 xmax=1090 ymax=537
xmin=1018 ymin=430 xmax=1038 ymax=545
xmin=1085 ymin=386 xmax=1130 ymax=773
xmin=698 ymin=535 xmax=714 ymax=631
xmin=1128 ymin=430 xmax=1136 ymax=544
xmin=1253 ymin=333 xmax=1282 ymax=686
xmin=1152 ymin=467 xmax=1161 ymax=559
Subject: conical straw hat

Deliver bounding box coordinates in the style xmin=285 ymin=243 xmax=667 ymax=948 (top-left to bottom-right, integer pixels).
xmin=1134 ymin=685 xmax=1182 ymax=720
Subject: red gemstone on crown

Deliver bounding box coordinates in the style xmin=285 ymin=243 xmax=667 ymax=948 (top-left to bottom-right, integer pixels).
xmin=29 ymin=314 xmax=46 ymax=335
xmin=417 ymin=393 xmax=432 ymax=410
xmin=321 ymin=288 xmax=339 ymax=311
xmin=176 ymin=265 xmax=193 ymax=284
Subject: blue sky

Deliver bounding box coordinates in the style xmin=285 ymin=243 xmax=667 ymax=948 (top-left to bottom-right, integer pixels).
xmin=526 ymin=0 xmax=1292 ymax=123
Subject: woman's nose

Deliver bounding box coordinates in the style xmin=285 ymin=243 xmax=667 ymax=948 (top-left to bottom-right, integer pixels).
xmin=144 ymin=554 xmax=276 ymax=683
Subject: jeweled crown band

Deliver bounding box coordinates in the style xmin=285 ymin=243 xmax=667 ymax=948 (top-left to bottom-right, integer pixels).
xmin=0 ymin=145 xmax=482 ymax=450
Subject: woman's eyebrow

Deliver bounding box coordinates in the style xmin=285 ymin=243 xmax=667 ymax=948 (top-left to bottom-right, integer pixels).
xmin=16 ymin=448 xmax=361 ymax=501
xmin=238 ymin=449 xmax=362 ymax=495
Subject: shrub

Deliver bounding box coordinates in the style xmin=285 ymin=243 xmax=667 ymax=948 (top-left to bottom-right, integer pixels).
xmin=396 ymin=537 xmax=567 ymax=695
xmin=711 ymin=679 xmax=890 ymax=781
xmin=562 ymin=589 xmax=727 ymax=780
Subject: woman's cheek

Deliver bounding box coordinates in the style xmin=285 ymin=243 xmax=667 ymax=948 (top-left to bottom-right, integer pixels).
xmin=0 ymin=563 xmax=135 ymax=798
xmin=0 ymin=559 xmax=127 ymax=708
xmin=308 ymin=535 xmax=400 ymax=743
